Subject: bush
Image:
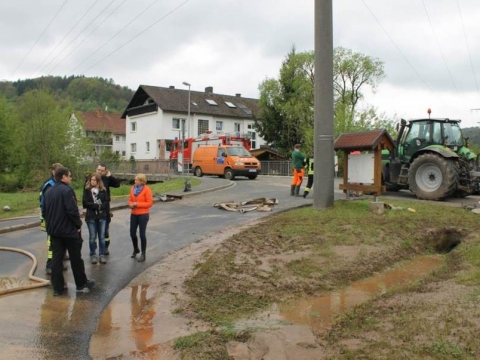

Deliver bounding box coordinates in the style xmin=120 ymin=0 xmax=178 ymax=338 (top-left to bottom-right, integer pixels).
xmin=0 ymin=173 xmax=23 ymax=192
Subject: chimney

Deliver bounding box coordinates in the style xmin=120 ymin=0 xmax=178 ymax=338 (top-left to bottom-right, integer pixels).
xmin=169 ymin=85 xmax=175 ymax=89
xmin=235 ymin=93 xmax=241 ymax=97
xmin=95 ymin=109 xmax=102 ymax=118
xmin=205 ymin=86 xmax=213 ymax=94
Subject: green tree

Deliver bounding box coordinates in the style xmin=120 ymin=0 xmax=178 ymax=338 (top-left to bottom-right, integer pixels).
xmin=0 ymin=96 xmax=22 ymax=172
xmin=255 ymin=47 xmax=314 ymax=154
xmin=17 ymin=89 xmax=85 ymax=185
xmin=256 ymin=47 xmax=393 ymax=155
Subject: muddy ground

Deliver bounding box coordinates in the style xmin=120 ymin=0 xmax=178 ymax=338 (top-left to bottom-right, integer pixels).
xmin=91 ymin=201 xmax=480 ymax=359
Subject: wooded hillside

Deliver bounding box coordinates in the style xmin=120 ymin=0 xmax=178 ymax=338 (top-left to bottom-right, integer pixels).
xmin=0 ymin=75 xmax=134 ymax=114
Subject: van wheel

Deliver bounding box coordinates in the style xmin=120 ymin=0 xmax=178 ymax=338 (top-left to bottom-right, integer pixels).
xmin=248 ymin=175 xmax=258 ymax=180
xmin=194 ymin=167 xmax=203 ymax=177
xmin=224 ymin=169 xmax=234 ymax=180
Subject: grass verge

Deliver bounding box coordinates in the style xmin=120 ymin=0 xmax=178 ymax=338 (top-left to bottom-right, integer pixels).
xmin=0 ymin=177 xmax=200 ymax=219
xmin=175 ymin=199 xmax=480 ymax=359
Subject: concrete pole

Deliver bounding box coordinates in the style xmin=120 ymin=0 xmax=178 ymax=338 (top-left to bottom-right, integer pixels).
xmin=313 ymin=0 xmax=334 ymax=209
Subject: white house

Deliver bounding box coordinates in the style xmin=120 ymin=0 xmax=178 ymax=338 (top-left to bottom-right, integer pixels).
xmin=121 ymin=85 xmax=265 ymax=161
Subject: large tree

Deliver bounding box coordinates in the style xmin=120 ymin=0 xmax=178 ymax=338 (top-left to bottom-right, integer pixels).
xmin=256 ymin=47 xmax=314 ymax=152
xmin=256 ymin=46 xmax=392 ymax=155
xmin=17 ymin=89 xmax=88 ymax=185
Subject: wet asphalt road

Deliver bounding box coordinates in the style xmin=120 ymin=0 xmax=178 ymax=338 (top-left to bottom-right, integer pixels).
xmin=0 ymin=176 xmax=478 ymax=359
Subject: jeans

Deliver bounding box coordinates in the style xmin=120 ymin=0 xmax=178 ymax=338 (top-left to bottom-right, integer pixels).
xmin=130 ymin=213 xmax=149 ymax=254
xmin=86 ymin=219 xmax=106 ymax=256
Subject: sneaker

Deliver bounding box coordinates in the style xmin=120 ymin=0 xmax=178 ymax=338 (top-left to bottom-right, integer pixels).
xmin=91 ymin=255 xmax=98 ymax=264
xmin=137 ymin=253 xmax=146 ymax=262
xmin=76 ymin=279 xmax=95 ymax=292
xmin=99 ymin=255 xmax=107 ymax=264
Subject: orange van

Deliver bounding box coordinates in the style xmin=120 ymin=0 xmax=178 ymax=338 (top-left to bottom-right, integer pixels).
xmin=193 ymin=145 xmax=261 ymax=180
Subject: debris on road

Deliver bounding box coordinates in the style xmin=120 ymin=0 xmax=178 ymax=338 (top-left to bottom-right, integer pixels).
xmin=154 ymin=193 xmax=183 ymax=202
xmin=214 ymin=197 xmax=279 ymax=213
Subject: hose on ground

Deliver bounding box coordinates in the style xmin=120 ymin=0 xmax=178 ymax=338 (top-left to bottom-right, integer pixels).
xmin=0 ymin=246 xmax=50 ymax=296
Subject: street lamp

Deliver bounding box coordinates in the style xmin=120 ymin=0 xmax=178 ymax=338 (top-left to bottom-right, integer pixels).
xmin=182 ymin=82 xmax=191 ymax=175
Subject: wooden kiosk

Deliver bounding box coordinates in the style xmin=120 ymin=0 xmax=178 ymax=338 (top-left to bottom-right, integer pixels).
xmin=334 ymin=129 xmax=395 ymax=198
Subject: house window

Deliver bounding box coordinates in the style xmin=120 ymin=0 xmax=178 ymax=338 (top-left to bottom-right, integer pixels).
xmin=115 ymin=151 xmax=119 ymax=155
xmin=247 ymin=124 xmax=252 ymax=130
xmin=146 ymin=141 xmax=150 ymax=152
xmin=198 ymin=119 xmax=209 ymax=135
xmin=165 ymin=139 xmax=173 ymax=152
xmin=131 ymin=122 xmax=137 ymax=132
xmin=234 ymin=123 xmax=241 ymax=132
xmin=131 ymin=143 xmax=137 ymax=153
xmin=216 ymin=121 xmax=223 ymax=131
xmin=248 ymin=131 xmax=256 ymax=149
xmin=172 ymin=118 xmax=181 ymax=130
xmin=122 ymin=151 xmax=126 ymax=156
xmin=115 ymin=135 xmax=119 ymax=141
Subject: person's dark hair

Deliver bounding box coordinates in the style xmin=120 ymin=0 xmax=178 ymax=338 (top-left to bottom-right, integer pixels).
xmin=97 ymin=163 xmax=107 ymax=169
xmin=294 ymin=144 xmax=301 ymax=150
xmin=54 ymin=167 xmax=70 ymax=181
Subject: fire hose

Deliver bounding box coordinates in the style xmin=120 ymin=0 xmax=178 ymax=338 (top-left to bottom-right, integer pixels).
xmin=0 ymin=246 xmax=50 ymax=296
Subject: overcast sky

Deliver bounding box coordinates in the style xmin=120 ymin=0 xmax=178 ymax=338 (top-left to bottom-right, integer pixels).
xmin=2 ymin=0 xmax=480 ymax=127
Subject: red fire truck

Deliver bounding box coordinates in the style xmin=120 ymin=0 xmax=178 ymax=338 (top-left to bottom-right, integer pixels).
xmin=169 ymin=131 xmax=251 ymax=169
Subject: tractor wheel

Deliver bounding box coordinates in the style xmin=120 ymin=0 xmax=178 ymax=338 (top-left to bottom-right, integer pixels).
xmin=224 ymin=168 xmax=235 ymax=180
xmin=408 ymin=153 xmax=457 ymax=200
xmin=194 ymin=166 xmax=203 ymax=177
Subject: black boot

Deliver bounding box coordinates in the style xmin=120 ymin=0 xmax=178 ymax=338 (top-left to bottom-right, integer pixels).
xmin=303 ymin=190 xmax=309 ymax=198
xmin=295 ymin=186 xmax=301 ymax=196
xmin=290 ymin=185 xmax=295 ymax=196
xmin=131 ymin=249 xmax=140 ymax=258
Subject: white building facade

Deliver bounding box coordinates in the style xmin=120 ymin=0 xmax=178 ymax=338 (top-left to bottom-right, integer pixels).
xmin=122 ymin=85 xmax=265 ymax=161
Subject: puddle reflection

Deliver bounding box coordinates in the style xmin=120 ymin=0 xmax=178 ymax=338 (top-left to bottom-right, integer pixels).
xmin=280 ymin=255 xmax=443 ymax=331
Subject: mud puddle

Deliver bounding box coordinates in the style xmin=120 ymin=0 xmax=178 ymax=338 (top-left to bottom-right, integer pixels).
xmin=280 ymin=255 xmax=444 ymax=331
xmin=90 ymin=284 xmax=202 ymax=359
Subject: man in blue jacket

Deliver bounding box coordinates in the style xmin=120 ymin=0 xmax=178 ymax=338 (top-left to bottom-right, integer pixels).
xmin=45 ymin=166 xmax=95 ymax=296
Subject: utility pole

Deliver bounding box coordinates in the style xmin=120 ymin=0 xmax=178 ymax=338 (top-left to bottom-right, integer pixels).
xmin=313 ymin=0 xmax=334 ymax=209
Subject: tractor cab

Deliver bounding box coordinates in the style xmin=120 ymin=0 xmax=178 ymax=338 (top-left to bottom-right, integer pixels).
xmin=397 ymin=118 xmax=471 ymax=163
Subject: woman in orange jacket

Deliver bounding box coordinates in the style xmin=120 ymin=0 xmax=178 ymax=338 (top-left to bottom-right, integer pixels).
xmin=128 ymin=173 xmax=154 ymax=262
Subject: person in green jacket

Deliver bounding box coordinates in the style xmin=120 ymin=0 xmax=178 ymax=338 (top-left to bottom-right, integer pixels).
xmin=291 ymin=144 xmax=306 ymax=196
xmin=303 ymin=154 xmax=314 ymax=198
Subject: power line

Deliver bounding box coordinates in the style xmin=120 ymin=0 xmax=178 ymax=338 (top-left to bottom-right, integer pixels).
xmin=360 ymin=0 xmax=434 ymax=94
xmin=456 ymin=0 xmax=480 ymax=94
xmin=70 ymin=0 xmax=160 ymax=74
xmin=31 ymin=0 xmax=100 ymax=77
xmin=40 ymin=0 xmax=117 ymax=75
xmin=81 ymin=0 xmax=190 ymax=75
xmin=421 ymin=0 xmax=458 ymax=92
xmin=12 ymin=0 xmax=69 ymax=76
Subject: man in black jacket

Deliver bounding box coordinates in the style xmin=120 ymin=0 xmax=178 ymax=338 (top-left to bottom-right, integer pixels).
xmin=96 ymin=163 xmax=120 ymax=255
xmin=45 ymin=167 xmax=95 ymax=296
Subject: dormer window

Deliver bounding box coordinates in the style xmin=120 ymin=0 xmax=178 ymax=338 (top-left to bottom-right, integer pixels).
xmin=143 ymin=97 xmax=153 ymax=105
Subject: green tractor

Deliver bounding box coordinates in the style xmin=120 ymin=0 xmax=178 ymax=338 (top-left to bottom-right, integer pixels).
xmin=382 ymin=118 xmax=480 ymax=200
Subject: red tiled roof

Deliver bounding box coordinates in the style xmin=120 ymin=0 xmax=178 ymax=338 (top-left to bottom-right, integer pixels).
xmin=79 ymin=110 xmax=125 ymax=135
xmin=334 ymin=129 xmax=395 ymax=151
